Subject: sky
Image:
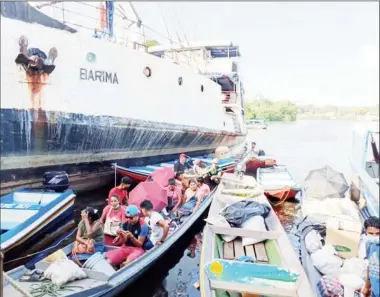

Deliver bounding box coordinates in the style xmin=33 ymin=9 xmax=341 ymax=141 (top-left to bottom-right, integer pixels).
xmin=133 ymin=2 xmax=379 ymax=106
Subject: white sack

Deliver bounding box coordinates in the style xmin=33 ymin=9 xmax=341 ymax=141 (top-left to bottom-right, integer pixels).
xmin=305 ymin=229 xmax=323 ymax=254
xmin=340 ymin=257 xmax=368 ymax=280
xmin=204 ymin=214 xmax=236 ymax=242
xmin=44 ymin=259 xmax=87 ymax=286
xmin=339 ymin=273 xmax=365 ymax=291
xmin=311 ymin=244 xmax=343 ymax=276
xmin=241 ymin=215 xmax=267 ymax=246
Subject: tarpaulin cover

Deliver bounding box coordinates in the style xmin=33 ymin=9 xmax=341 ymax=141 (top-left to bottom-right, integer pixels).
xmin=220 ymin=200 xmax=271 ymax=227
xmin=1 ymin=2 xmax=77 ymax=33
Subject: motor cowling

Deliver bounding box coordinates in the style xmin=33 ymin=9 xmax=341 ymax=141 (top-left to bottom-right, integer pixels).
xmin=42 ymin=171 xmax=69 ymax=192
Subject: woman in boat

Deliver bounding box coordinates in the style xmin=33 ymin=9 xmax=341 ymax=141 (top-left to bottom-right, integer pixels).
xmin=197 ymin=176 xmax=210 ymax=198
xmin=100 ymin=195 xmax=126 ymax=246
xmin=164 ymin=178 xmax=183 ymax=213
xmin=72 ymin=207 xmax=104 ymax=262
xmin=179 ymin=179 xmax=203 ymax=215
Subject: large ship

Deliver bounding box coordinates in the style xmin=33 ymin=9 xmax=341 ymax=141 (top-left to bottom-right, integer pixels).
xmin=0 ymin=2 xmax=247 ymax=193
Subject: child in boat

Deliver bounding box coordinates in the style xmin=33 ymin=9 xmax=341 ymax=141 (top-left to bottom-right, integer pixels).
xmin=164 ymin=178 xmax=183 ymax=213
xmin=362 ymin=216 xmax=380 ymax=297
xmin=108 ymin=176 xmax=132 ymax=205
xmin=100 ymin=195 xmax=126 ymax=246
xmin=140 ymin=200 xmax=169 ymax=246
xmin=72 ymin=207 xmax=104 ymax=262
xmin=106 ymin=205 xmax=152 ymax=268
xmin=179 ymin=179 xmax=203 ymax=215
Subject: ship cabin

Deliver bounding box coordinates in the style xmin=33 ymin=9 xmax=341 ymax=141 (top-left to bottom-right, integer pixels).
xmin=148 ymin=42 xmax=246 ymax=131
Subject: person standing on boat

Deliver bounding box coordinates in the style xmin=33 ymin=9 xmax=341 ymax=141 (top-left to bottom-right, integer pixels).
xmin=251 ymin=142 xmax=265 ymax=156
xmin=100 ymin=195 xmax=126 ymax=246
xmin=140 ymin=200 xmax=169 ymax=246
xmin=106 ymin=205 xmax=152 ymax=268
xmin=174 ymin=154 xmax=192 ymax=177
xmin=108 ymin=176 xmax=132 ymax=205
xmin=362 ymin=216 xmax=380 ymax=297
xmin=164 ymin=178 xmax=183 ymax=213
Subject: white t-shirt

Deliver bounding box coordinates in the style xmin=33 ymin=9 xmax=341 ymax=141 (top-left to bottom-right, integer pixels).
xmin=145 ymin=211 xmax=164 ymax=245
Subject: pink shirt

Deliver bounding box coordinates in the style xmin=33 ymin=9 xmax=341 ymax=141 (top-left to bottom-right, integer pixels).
xmin=101 ymin=205 xmax=126 ymax=224
xmin=199 ymin=183 xmax=211 ymax=197
xmin=165 ymin=185 xmax=182 ymax=205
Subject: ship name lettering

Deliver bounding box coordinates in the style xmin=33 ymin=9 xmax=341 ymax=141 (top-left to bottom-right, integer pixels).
xmin=79 ymin=68 xmax=119 ymax=84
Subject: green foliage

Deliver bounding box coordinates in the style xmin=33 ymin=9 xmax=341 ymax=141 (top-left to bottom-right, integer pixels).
xmin=244 ymin=99 xmax=298 ymax=122
xmin=144 ymin=40 xmax=159 ymax=47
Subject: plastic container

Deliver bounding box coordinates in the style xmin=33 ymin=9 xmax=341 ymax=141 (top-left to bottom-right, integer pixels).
xmin=83 ymin=252 xmax=115 ymax=277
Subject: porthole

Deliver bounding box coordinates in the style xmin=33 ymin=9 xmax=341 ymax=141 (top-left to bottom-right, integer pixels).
xmin=178 ymin=76 xmax=183 ymax=86
xmin=143 ymin=67 xmax=152 ymax=77
xmin=201 ymin=85 xmax=204 ymax=92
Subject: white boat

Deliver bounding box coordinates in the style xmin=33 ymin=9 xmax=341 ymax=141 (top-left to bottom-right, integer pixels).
xmin=349 ymin=122 xmax=379 ymax=218
xmin=246 ymin=118 xmax=268 ymax=129
xmin=0 ymin=2 xmax=247 ymax=194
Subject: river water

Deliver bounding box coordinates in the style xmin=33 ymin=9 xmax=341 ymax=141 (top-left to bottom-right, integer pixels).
xmin=5 ymin=120 xmax=361 ymax=297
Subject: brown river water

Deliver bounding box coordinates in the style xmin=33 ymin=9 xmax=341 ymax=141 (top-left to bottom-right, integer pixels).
xmin=5 ymin=120 xmax=359 ymax=297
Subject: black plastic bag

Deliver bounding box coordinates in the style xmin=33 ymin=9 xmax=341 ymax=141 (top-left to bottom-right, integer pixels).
xmin=220 ymin=200 xmax=271 ymax=227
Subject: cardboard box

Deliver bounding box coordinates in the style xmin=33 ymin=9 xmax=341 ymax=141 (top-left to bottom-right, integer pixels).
xmin=325 ymin=218 xmax=362 ymax=259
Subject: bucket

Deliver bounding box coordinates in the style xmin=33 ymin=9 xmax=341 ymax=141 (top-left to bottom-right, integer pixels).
xmin=83 ymin=252 xmax=115 ymax=277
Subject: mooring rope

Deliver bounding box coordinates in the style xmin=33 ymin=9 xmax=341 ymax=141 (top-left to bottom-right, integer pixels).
xmin=4 ymin=228 xmax=78 ymax=265
xmin=29 ymin=281 xmax=84 ymax=297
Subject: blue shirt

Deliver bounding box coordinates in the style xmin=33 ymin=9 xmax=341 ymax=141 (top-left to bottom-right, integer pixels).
xmin=121 ymin=219 xmax=152 ymax=250
xmin=366 ymin=240 xmax=380 ymax=297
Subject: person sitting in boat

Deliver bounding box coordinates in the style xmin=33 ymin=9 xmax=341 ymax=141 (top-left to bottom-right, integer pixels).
xmin=178 ymin=179 xmax=203 ymax=215
xmin=174 ymin=153 xmax=192 ymax=178
xmin=72 ymin=207 xmax=104 ymax=262
xmin=193 ymin=159 xmax=206 ymax=176
xmin=203 ymin=158 xmax=222 ymax=185
xmin=197 ymin=176 xmax=211 ymax=198
xmin=100 ymin=195 xmax=126 ymax=246
xmin=164 ymin=178 xmax=183 ymax=213
xmin=251 ymin=142 xmax=265 ymax=156
xmin=108 ymin=176 xmax=132 ymax=205
xmin=106 ymin=205 xmax=152 ymax=268
xmin=140 ymin=200 xmax=169 ymax=246
xmin=362 ymin=216 xmax=380 ymax=297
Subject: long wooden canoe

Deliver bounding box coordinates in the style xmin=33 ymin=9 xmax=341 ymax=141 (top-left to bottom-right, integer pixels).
xmin=200 ymin=172 xmax=315 ymax=297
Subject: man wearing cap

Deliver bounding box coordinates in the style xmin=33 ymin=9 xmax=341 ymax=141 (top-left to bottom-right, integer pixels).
xmin=174 ymin=153 xmax=193 ymax=177
xmin=108 ymin=176 xmax=132 ymax=206
xmin=106 ymin=205 xmax=152 ymax=268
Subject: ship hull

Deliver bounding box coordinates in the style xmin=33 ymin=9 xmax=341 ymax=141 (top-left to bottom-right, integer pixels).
xmin=1 ymin=108 xmax=246 ymax=194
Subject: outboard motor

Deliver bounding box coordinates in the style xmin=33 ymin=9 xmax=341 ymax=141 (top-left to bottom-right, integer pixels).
xmin=42 ymin=171 xmax=69 ymax=192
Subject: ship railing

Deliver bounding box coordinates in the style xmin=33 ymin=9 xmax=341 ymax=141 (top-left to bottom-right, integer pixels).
xmin=222 ymin=91 xmax=238 ymax=104
xmin=35 ymin=2 xmax=208 ymax=71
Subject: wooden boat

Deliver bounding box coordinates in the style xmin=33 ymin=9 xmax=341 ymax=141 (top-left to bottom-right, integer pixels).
xmin=1 ymin=173 xmax=76 ymax=260
xmin=257 ymin=166 xmax=301 ymax=203
xmin=3 ymin=188 xmax=215 ymax=297
xmin=200 ymin=173 xmax=315 ymax=297
xmin=112 ymin=155 xmax=236 ymax=183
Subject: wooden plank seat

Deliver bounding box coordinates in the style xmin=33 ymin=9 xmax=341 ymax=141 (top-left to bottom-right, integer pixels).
xmin=223 ymin=239 xmax=269 ymax=264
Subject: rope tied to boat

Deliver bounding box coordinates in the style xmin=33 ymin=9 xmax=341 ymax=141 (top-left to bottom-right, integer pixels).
xmin=29 ymin=281 xmax=84 ymax=297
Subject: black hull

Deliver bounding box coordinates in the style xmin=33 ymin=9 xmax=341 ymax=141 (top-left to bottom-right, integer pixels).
xmin=1 ymin=108 xmax=246 ymax=193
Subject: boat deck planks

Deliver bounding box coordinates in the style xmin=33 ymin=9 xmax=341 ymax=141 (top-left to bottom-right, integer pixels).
xmin=233 ymin=239 xmax=245 ymax=259
xmin=223 ymin=241 xmax=234 ymax=260
xmin=244 ymin=244 xmax=256 ymax=259
xmin=253 ymin=242 xmax=269 ymax=263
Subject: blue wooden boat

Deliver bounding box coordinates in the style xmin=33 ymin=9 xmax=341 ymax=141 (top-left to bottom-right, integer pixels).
xmin=1 ymin=172 xmax=76 ymax=259
xmin=200 ymin=173 xmax=314 ymax=297
xmin=3 ymin=189 xmax=215 ymax=297
xmin=112 ymin=155 xmax=237 ymax=182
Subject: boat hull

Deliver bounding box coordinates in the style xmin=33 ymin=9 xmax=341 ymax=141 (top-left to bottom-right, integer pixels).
xmin=1 ymin=191 xmax=76 ymax=259
xmin=1 ymin=108 xmax=245 ymax=194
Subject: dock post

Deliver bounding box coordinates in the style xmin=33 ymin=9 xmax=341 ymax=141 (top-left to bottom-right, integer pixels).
xmin=114 ymin=162 xmax=117 ymax=187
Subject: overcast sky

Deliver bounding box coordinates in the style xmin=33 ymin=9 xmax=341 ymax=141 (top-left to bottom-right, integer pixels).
xmin=133 ymin=2 xmax=379 ymax=106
